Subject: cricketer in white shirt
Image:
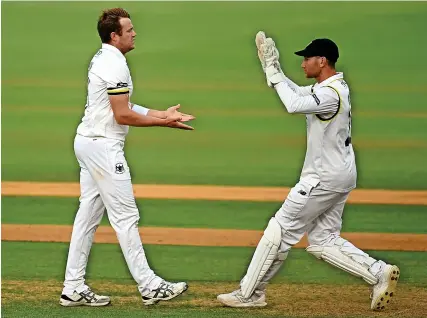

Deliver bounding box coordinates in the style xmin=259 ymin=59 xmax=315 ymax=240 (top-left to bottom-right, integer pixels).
xmin=77 ymin=43 xmax=133 ymax=141
xmin=218 ymin=34 xmax=399 ymax=312
xmin=61 ymin=9 xmax=192 ymax=308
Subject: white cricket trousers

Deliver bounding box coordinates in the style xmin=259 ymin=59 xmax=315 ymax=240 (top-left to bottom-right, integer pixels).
xmin=62 ymin=134 xmax=163 ymax=295
xmin=261 ymin=180 xmax=383 ymax=283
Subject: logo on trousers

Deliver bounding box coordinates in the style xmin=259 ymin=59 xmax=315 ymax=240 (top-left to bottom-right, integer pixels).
xmin=115 ymin=163 xmax=125 ymax=174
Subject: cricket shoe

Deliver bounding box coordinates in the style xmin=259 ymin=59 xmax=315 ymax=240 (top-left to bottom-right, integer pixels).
xmin=371 ymin=264 xmax=400 ymax=311
xmin=142 ymin=281 xmax=188 ymax=306
xmin=217 ymin=289 xmax=267 ymax=308
xmin=60 ymin=287 xmax=111 ymax=307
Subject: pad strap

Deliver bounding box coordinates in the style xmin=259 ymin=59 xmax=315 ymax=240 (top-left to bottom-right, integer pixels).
xmin=306 ymin=237 xmax=378 ymax=285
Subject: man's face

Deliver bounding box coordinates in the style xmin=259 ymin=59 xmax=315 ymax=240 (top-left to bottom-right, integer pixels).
xmin=113 ymin=18 xmax=136 ymax=54
xmin=301 ymin=56 xmax=322 ymax=78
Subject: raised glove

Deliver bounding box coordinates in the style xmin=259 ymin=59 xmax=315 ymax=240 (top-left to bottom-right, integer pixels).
xmin=255 ymin=31 xmax=286 ymax=87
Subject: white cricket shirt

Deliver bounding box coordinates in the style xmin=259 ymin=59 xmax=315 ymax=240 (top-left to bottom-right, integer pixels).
xmin=275 ymin=72 xmax=357 ymax=192
xmin=77 ymin=43 xmax=133 ymax=141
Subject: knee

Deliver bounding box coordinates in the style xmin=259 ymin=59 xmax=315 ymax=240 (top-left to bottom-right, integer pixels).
xmin=263 ymin=217 xmax=282 ymax=247
xmin=274 ymin=209 xmax=308 ymax=246
xmin=307 ymin=233 xmax=323 ymax=247
xmin=306 ymin=235 xmax=346 ymax=259
xmin=109 ymin=211 xmax=140 ymax=232
xmin=306 ymin=234 xmax=339 ymax=258
xmin=270 ymin=222 xmax=306 ymax=252
xmin=307 ymin=232 xmax=340 ymax=247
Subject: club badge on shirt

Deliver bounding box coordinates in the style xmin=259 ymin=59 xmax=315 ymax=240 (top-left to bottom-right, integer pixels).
xmin=115 ymin=163 xmax=125 ymax=174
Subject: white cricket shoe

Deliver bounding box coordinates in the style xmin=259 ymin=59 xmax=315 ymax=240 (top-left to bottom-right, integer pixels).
xmin=371 ymin=264 xmax=400 ymax=311
xmin=142 ymin=281 xmax=188 ymax=306
xmin=59 ymin=287 xmax=111 ymax=307
xmin=217 ymin=289 xmax=267 ymax=308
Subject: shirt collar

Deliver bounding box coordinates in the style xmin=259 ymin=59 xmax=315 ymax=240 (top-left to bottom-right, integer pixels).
xmin=317 ymin=72 xmax=344 ymax=87
xmin=101 ymin=43 xmax=126 ymax=61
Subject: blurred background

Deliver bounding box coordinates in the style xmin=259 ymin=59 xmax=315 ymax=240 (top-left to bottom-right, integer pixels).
xmin=2 ymin=1 xmax=426 ymax=188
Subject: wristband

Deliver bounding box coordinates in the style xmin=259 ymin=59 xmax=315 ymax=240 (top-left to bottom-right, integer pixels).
xmin=132 ymin=104 xmax=150 ymax=116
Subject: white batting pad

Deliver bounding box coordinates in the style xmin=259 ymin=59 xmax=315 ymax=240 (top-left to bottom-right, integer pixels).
xmin=241 ymin=217 xmax=282 ymax=298
xmin=306 ymin=237 xmax=378 ymax=285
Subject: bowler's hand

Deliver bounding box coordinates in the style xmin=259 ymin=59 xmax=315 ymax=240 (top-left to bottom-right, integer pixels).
xmin=166 ymin=104 xmax=195 ymax=123
xmin=165 ymin=112 xmax=194 ymax=130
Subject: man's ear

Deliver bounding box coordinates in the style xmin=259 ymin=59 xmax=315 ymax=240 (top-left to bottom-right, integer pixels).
xmin=320 ymin=56 xmax=327 ymax=67
xmin=110 ymin=31 xmax=117 ymax=42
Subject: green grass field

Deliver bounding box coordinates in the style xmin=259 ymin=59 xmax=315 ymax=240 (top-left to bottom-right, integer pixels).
xmin=2 ymin=196 xmax=427 ymax=234
xmin=2 ymin=1 xmax=427 ymax=317
xmin=2 ymin=1 xmax=427 ymax=188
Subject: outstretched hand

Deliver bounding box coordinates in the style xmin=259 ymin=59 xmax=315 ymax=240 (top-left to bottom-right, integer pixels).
xmin=166 ymin=104 xmax=195 ymax=122
xmin=165 ymin=104 xmax=195 ymax=130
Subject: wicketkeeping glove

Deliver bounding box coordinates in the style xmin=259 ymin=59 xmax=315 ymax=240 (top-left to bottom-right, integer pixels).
xmin=255 ymin=31 xmax=286 ymax=88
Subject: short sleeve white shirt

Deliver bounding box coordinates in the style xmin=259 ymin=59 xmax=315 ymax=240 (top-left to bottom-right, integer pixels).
xmin=77 ymin=44 xmax=133 ymax=141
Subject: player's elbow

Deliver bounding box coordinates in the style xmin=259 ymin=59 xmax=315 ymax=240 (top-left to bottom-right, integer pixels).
xmin=115 ymin=117 xmax=127 ymax=125
xmin=113 ymin=112 xmax=128 ymax=125
xmin=284 ymin=103 xmax=298 ymax=114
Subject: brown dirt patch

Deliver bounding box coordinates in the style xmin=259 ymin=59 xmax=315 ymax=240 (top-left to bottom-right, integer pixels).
xmin=2 ymin=182 xmax=426 ymax=251
xmin=2 ymin=279 xmax=426 ymax=317
xmin=2 ymin=181 xmax=427 ymax=205
xmin=2 ymin=224 xmax=426 ymax=251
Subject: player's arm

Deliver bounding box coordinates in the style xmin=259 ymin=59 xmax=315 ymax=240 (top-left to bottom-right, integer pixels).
xmin=255 ymin=32 xmax=311 ymax=96
xmin=281 ymin=75 xmax=313 ymax=96
xmin=110 ymin=94 xmax=193 ymax=130
xmin=255 ymin=33 xmax=338 ymax=114
xmin=274 ymin=83 xmax=339 ymax=115
xmin=130 ymin=103 xmax=195 ymax=122
xmin=129 ymin=103 xmax=164 ymax=118
xmin=104 ymin=62 xmax=193 ymax=129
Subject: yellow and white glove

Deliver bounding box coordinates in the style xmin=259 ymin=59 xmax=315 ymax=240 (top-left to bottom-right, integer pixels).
xmin=255 ymin=31 xmax=286 ymax=87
